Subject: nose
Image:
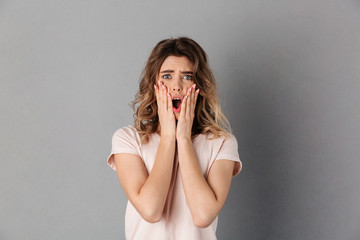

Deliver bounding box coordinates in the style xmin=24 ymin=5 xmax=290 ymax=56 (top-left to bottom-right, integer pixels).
xmin=171 ymin=77 xmax=182 ymax=92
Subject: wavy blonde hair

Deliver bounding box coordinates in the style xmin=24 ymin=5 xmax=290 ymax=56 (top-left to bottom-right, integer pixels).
xmin=131 ymin=37 xmax=232 ymax=143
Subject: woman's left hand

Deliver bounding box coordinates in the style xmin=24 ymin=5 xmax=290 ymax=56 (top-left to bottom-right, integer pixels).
xmin=176 ymin=84 xmax=200 ymax=141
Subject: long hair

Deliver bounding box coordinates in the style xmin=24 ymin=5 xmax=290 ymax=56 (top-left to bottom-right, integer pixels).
xmin=131 ymin=37 xmax=231 ymax=143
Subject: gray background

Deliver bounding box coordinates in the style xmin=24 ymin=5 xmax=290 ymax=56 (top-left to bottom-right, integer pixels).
xmin=1 ymin=0 xmax=359 ymax=239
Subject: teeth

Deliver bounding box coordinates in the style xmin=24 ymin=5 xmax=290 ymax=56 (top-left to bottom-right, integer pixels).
xmin=173 ymin=98 xmax=181 ymax=100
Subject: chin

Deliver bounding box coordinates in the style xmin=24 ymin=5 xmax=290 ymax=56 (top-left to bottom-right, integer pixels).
xmin=174 ymin=112 xmax=180 ymax=120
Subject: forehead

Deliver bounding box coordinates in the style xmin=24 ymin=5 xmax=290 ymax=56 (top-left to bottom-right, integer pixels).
xmin=160 ymin=56 xmax=193 ymax=71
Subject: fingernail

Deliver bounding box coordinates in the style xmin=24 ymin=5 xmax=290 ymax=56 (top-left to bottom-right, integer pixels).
xmin=162 ymin=85 xmax=165 ymax=90
xmin=196 ymin=89 xmax=200 ymax=93
xmin=193 ymin=84 xmax=196 ymax=88
xmin=154 ymin=84 xmax=156 ymax=89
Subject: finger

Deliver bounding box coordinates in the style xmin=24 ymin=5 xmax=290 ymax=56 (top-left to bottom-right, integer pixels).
xmin=158 ymin=81 xmax=163 ymax=99
xmin=186 ymin=87 xmax=192 ymax=118
xmin=167 ymin=92 xmax=173 ymax=110
xmin=161 ymin=83 xmax=167 ymax=108
xmin=155 ymin=84 xmax=160 ymax=104
xmin=191 ymin=84 xmax=196 ymax=102
xmin=180 ymin=95 xmax=188 ymax=119
xmin=190 ymin=88 xmax=199 ymax=114
xmin=191 ymin=84 xmax=196 ymax=111
xmin=195 ymin=89 xmax=200 ymax=104
xmin=156 ymin=81 xmax=164 ymax=110
xmin=164 ymin=84 xmax=171 ymax=110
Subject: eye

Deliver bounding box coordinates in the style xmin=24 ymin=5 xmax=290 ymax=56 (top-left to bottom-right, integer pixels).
xmin=183 ymin=75 xmax=193 ymax=80
xmin=162 ymin=74 xmax=171 ymax=80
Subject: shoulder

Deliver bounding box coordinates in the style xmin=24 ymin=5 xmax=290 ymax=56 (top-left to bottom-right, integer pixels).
xmin=113 ymin=125 xmax=138 ymax=136
xmin=194 ymin=132 xmax=239 ymax=159
xmin=196 ymin=132 xmax=237 ymax=146
xmin=195 ymin=132 xmax=242 ymax=176
xmin=113 ymin=125 xmax=140 ymax=140
xmin=204 ymin=133 xmax=240 ymax=162
xmin=214 ymin=134 xmax=241 ymax=176
xmin=111 ymin=125 xmax=142 ymax=148
xmin=108 ymin=125 xmax=142 ymax=171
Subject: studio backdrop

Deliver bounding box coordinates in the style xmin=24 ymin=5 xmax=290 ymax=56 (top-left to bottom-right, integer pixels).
xmin=1 ymin=0 xmax=359 ymax=239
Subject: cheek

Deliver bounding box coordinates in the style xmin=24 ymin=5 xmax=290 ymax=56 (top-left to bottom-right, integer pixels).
xmin=162 ymin=82 xmax=170 ymax=88
xmin=184 ymin=82 xmax=195 ymax=91
xmin=159 ymin=80 xmax=169 ymax=88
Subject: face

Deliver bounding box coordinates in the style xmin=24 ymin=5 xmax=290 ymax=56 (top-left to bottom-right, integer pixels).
xmin=157 ymin=55 xmax=195 ymax=119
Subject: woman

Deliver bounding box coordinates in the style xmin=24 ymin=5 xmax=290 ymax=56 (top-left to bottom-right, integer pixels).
xmin=107 ymin=37 xmax=242 ymax=240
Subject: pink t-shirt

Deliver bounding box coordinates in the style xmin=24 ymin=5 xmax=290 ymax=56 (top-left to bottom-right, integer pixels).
xmin=107 ymin=125 xmax=242 ymax=240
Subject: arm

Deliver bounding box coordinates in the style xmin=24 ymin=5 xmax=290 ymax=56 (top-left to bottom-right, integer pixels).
xmin=177 ymin=138 xmax=235 ymax=228
xmin=114 ymin=81 xmax=177 ymax=223
xmin=176 ymin=84 xmax=236 ymax=228
xmin=114 ymin=135 xmax=175 ymax=223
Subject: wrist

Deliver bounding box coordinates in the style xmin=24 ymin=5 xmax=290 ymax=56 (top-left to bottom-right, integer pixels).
xmin=160 ymin=134 xmax=176 ymax=141
xmin=176 ymin=135 xmax=192 ymax=144
xmin=159 ymin=126 xmax=176 ymax=138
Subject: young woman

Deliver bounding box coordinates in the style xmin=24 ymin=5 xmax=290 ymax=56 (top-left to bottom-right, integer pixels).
xmin=107 ymin=37 xmax=242 ymax=240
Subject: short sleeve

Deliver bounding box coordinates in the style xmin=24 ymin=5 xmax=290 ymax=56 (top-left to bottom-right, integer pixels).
xmin=107 ymin=126 xmax=141 ymax=171
xmin=215 ymin=135 xmax=242 ymax=177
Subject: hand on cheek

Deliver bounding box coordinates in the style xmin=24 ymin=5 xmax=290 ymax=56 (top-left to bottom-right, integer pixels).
xmin=154 ymin=81 xmax=176 ymax=138
xmin=176 ymin=84 xmax=200 ymax=141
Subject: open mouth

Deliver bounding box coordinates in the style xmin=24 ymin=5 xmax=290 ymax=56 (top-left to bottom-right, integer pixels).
xmin=172 ymin=98 xmax=182 ymax=111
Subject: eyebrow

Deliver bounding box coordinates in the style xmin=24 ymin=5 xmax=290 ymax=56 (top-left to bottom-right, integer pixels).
xmin=160 ymin=70 xmax=194 ymax=74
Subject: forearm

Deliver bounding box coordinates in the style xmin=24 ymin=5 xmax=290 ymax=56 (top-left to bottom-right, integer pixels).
xmin=136 ymin=135 xmax=176 ymax=221
xmin=177 ymin=138 xmax=219 ymax=227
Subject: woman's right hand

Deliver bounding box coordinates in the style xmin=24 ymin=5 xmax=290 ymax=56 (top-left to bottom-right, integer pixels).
xmin=155 ymin=80 xmax=176 ymax=138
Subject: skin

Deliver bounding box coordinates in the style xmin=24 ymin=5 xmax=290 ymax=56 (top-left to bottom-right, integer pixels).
xmin=114 ymin=56 xmax=236 ymax=228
